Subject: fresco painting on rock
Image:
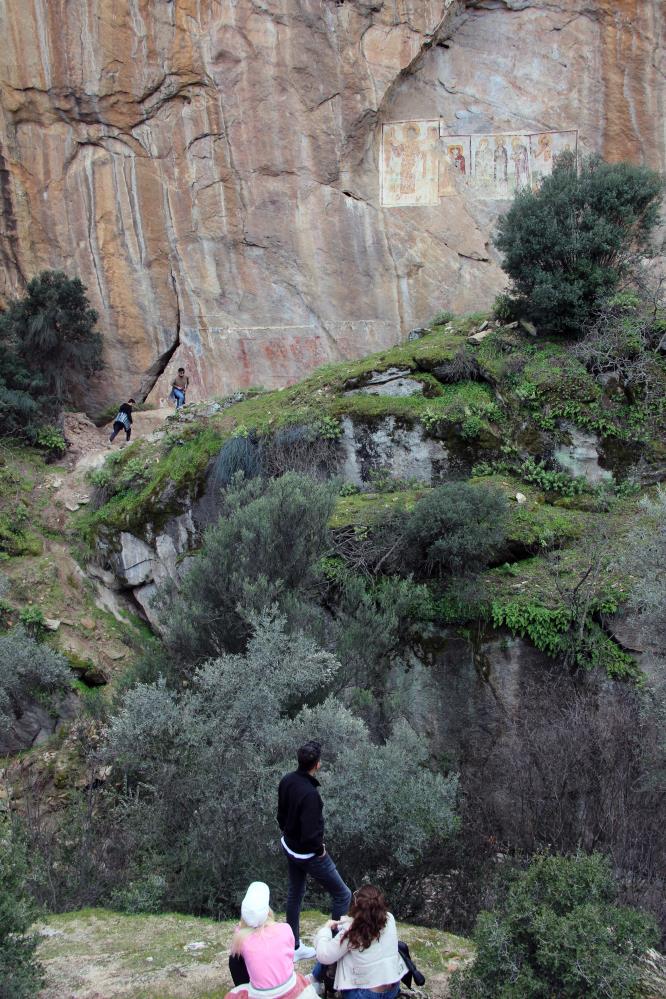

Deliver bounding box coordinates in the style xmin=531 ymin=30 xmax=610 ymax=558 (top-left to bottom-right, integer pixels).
xmin=529 ymin=130 xmax=579 ymax=188
xmin=381 ymin=124 xmax=578 ymax=204
xmin=381 ymin=121 xmax=440 ymax=206
xmin=438 ymin=136 xmax=471 ymax=197
xmin=469 ymin=133 xmax=531 ymax=198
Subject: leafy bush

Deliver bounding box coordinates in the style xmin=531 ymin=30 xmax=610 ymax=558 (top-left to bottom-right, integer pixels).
xmin=0 ymin=628 xmax=71 ymax=723
xmin=106 ymin=611 xmax=459 ymax=913
xmin=431 ymin=310 xmax=455 ymax=326
xmin=451 ymin=853 xmax=658 ymax=999
xmin=494 ymin=154 xmax=663 ymax=335
xmin=18 ymin=606 xmax=45 ymax=640
xmin=573 ymin=288 xmax=666 ymax=404
xmin=398 ymin=482 xmax=508 ymax=578
xmin=109 ymin=873 xmax=167 ymax=915
xmin=0 ymin=829 xmax=44 ymax=998
xmin=161 ymin=472 xmax=335 ymax=666
xmin=0 ymin=270 xmax=103 ymax=412
xmin=33 ymin=425 xmax=66 ymax=459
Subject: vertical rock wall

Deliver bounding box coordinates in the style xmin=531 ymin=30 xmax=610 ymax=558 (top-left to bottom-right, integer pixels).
xmin=0 ymin=0 xmax=663 ymax=410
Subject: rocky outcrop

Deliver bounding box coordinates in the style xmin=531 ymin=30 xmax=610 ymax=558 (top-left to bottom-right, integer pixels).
xmin=0 ymin=1 xmax=663 ymax=410
xmin=0 ymin=693 xmax=78 ymax=756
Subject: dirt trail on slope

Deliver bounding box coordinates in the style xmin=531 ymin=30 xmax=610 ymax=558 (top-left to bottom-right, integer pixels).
xmin=52 ymin=408 xmax=174 ymax=515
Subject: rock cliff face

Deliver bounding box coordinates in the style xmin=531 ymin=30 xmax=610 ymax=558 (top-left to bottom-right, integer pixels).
xmin=0 ymin=0 xmax=664 ymax=410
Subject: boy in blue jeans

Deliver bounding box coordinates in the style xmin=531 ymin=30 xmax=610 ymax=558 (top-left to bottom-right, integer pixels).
xmin=171 ymin=367 xmax=189 ymax=409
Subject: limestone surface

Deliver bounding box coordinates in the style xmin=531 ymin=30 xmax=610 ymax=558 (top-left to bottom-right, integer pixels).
xmin=0 ymin=1 xmax=663 ymax=410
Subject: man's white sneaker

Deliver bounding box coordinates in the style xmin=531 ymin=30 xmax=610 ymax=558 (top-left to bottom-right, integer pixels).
xmin=294 ymin=943 xmax=316 ymax=961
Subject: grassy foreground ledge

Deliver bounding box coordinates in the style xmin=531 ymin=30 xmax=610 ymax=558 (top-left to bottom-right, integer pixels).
xmin=35 ymin=908 xmax=473 ymax=999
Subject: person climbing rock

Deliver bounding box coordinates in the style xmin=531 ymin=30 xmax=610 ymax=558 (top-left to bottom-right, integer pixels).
xmin=171 ymin=367 xmax=189 ymax=409
xmin=109 ymin=398 xmax=135 ymax=444
xmin=277 ymin=741 xmax=352 ymax=962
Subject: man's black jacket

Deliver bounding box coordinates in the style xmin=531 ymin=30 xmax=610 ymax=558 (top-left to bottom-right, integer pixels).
xmin=277 ymin=767 xmax=325 ymax=857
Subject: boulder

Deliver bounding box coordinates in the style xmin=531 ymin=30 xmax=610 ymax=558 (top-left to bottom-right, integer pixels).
xmin=110 ymin=533 xmax=157 ymax=587
xmin=554 ymin=423 xmax=613 ymax=485
xmin=340 ymin=415 xmax=450 ymax=487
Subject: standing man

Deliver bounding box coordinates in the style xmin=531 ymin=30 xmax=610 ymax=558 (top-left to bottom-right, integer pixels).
xmin=171 ymin=367 xmax=189 ymax=409
xmin=109 ymin=398 xmax=135 ymax=444
xmin=277 ymin=741 xmax=352 ymax=961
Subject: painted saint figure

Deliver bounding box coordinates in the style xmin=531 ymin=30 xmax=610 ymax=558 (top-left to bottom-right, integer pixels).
xmin=398 ymin=124 xmax=427 ymax=197
xmin=493 ymin=136 xmax=508 ymax=185
xmin=511 ymin=137 xmax=530 ymax=191
xmin=530 ymin=132 xmax=553 ymax=190
xmin=474 ymin=137 xmax=493 ymax=185
xmin=449 ymin=144 xmax=466 ymax=174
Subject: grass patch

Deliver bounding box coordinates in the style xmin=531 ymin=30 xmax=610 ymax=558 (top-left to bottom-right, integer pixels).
xmin=36 ymin=908 xmax=472 ymax=999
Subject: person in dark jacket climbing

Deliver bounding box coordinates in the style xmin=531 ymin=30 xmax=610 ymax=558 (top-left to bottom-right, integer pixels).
xmin=277 ymin=741 xmax=352 ymax=962
xmin=109 ymin=398 xmax=135 ymax=443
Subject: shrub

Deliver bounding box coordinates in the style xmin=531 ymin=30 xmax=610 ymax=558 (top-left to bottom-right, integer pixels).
xmin=494 ymin=154 xmax=663 ymax=335
xmin=32 ymin=425 xmax=67 ymax=459
xmin=161 ymin=472 xmax=335 ymax=666
xmin=209 ymin=433 xmax=262 ymax=489
xmin=398 ymin=482 xmax=508 ymax=578
xmin=431 ymin=310 xmax=455 ymax=326
xmin=0 ymin=343 xmax=43 ymax=440
xmin=621 ymin=488 xmax=666 ymax=648
xmin=451 ymin=853 xmax=658 ymax=999
xmin=573 ymin=289 xmax=666 ymax=403
xmin=18 ymin=606 xmax=45 ymax=640
xmin=109 ymin=873 xmax=167 ymax=915
xmin=0 ymin=628 xmax=71 ymax=724
xmin=433 ymin=348 xmax=482 ymax=385
xmin=0 ymin=270 xmax=103 ymax=413
xmin=0 ymin=828 xmax=44 ymax=998
xmin=105 ymin=612 xmax=459 ymax=913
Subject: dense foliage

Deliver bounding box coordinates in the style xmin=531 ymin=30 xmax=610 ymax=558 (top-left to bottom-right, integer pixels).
xmin=0 ymin=628 xmax=72 ymax=725
xmin=494 ymin=155 xmax=663 ymax=335
xmin=161 ymin=471 xmax=336 ymax=666
xmin=451 ymin=853 xmax=658 ymax=999
xmin=395 ymin=481 xmax=508 ymax=577
xmin=0 ymin=270 xmax=102 ymax=439
xmin=106 ymin=612 xmax=458 ymax=914
xmin=0 ymin=830 xmax=43 ymax=999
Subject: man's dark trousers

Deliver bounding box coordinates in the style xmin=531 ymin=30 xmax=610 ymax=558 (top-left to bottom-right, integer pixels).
xmin=284 ymin=850 xmax=351 ymax=949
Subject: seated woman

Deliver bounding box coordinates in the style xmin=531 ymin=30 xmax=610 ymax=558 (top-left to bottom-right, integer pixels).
xmin=312 ymin=885 xmax=407 ymax=999
xmin=226 ymin=881 xmax=318 ymax=999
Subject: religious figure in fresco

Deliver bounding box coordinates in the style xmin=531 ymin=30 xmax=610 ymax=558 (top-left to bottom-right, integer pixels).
xmin=530 ymin=132 xmax=552 ymax=189
xmin=511 ymin=136 xmax=530 ymax=190
xmin=536 ymin=132 xmax=552 ymax=163
xmin=493 ymin=136 xmax=508 ymax=184
xmin=397 ymin=124 xmax=427 ymax=196
xmin=449 ymin=144 xmax=466 ymax=174
xmin=474 ymin=137 xmax=493 ymax=183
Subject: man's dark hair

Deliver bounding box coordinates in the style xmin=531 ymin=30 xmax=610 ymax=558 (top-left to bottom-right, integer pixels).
xmin=178 ymin=367 xmax=185 ymax=373
xmin=297 ymin=740 xmax=321 ymax=770
xmin=128 ymin=398 xmax=136 ymax=404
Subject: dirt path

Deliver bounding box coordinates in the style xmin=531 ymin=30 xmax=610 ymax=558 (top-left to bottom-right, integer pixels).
xmin=53 ymin=408 xmax=174 ymax=514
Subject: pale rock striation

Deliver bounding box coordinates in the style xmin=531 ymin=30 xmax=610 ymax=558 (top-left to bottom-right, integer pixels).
xmin=0 ymin=0 xmax=664 ymax=410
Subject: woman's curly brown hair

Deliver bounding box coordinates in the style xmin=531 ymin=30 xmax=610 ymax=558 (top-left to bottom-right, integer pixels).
xmin=344 ymin=885 xmax=388 ymax=951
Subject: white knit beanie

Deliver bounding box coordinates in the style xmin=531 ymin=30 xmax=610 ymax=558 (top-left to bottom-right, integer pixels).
xmin=241 ymin=881 xmax=270 ymax=928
